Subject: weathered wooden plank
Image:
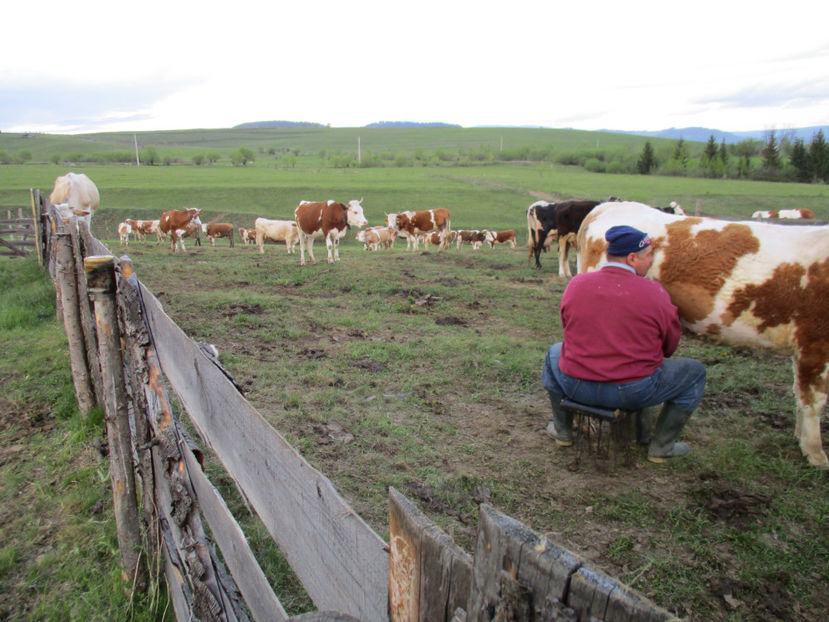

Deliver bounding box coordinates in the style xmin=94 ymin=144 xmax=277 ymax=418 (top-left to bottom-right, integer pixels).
xmin=181 ymin=433 xmax=289 ymax=622
xmin=388 ymin=488 xmax=473 ymax=622
xmin=145 ymin=376 xmax=243 ymax=622
xmin=140 ymin=283 xmax=389 ymax=621
xmin=389 ymin=488 xmax=423 ymax=621
xmin=468 ymin=505 xmax=580 ymax=621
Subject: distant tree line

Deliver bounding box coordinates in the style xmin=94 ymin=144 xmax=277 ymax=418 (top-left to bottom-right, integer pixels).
xmin=637 ymin=130 xmax=829 ymax=183
xmin=3 ymin=130 xmax=828 ymax=184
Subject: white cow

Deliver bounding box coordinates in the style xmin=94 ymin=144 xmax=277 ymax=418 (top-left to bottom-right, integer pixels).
xmin=49 ymin=172 xmax=100 ymax=226
xmin=578 ymin=201 xmax=829 ymax=467
xmin=254 ymin=218 xmax=299 ymax=254
xmin=117 ymin=222 xmax=132 ymax=246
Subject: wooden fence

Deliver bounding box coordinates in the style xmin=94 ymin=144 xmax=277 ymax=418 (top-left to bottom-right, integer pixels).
xmin=36 ymin=189 xmax=680 ymax=621
xmin=1 ymin=200 xmax=40 ymax=259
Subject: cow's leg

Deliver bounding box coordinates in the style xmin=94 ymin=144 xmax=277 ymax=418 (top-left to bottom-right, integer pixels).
xmin=793 ymin=355 xmax=829 ymax=467
xmin=558 ymin=236 xmax=571 ymax=278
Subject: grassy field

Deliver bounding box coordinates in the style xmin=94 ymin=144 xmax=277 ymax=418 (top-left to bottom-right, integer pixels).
xmin=2 ymin=152 xmax=829 ymax=620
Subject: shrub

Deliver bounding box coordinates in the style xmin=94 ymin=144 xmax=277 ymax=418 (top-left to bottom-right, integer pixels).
xmin=584 ymin=158 xmax=605 ymax=173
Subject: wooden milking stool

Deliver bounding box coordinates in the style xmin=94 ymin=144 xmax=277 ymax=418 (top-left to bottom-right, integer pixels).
xmin=559 ymin=398 xmax=647 ymax=469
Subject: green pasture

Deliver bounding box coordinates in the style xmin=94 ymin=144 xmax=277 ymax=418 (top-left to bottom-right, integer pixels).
xmin=2 ymin=163 xmax=828 ymax=242
xmin=2 ymin=155 xmax=829 ymax=620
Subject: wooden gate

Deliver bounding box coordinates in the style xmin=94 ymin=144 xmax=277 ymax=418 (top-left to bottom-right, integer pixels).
xmin=0 ymin=190 xmax=42 ymax=259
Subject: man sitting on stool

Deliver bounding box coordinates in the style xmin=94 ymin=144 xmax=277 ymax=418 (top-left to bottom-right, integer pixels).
xmin=542 ymin=225 xmax=706 ymax=463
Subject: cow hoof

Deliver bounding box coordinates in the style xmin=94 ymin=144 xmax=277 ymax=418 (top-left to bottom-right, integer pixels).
xmin=806 ymin=452 xmax=829 ymax=468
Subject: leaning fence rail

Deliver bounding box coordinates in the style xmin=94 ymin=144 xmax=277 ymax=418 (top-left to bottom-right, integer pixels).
xmin=37 ymin=188 xmax=680 ymax=621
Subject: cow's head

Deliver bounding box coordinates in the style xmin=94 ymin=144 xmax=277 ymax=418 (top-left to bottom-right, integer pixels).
xmin=346 ymin=200 xmax=368 ymax=228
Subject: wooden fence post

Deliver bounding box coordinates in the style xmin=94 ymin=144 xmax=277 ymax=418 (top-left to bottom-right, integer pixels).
xmin=55 ymin=233 xmax=96 ymax=413
xmin=85 ymin=254 xmax=147 ymax=592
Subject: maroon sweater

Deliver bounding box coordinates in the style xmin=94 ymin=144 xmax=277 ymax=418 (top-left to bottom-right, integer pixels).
xmin=559 ymin=265 xmax=681 ymax=383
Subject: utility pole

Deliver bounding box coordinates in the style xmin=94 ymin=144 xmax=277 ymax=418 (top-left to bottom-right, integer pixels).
xmin=134 ymin=134 xmax=140 ymax=166
xmin=358 ymin=136 xmax=361 ymax=164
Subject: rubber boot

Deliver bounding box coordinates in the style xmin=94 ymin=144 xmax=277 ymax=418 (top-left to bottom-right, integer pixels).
xmin=635 ymin=406 xmax=659 ymax=445
xmin=647 ymin=402 xmax=693 ymax=463
xmin=545 ymin=392 xmax=574 ymax=447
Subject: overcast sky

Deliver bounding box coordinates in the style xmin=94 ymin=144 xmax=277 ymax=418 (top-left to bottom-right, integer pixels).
xmin=3 ymin=1 xmax=828 ymax=135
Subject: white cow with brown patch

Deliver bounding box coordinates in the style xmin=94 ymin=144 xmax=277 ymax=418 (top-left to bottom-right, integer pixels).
xmin=254 ymin=218 xmax=299 ymax=254
xmin=577 ymin=201 xmax=829 ymax=467
xmin=752 ymin=208 xmax=815 ymax=220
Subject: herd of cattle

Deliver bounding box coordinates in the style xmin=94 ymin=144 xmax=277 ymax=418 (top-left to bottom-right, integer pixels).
xmin=48 ymin=171 xmax=829 ymax=468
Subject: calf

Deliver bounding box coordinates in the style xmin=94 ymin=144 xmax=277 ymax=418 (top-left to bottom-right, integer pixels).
xmin=456 ymin=229 xmax=487 ymax=250
xmin=485 ymin=229 xmax=516 ymax=248
xmin=294 ymin=199 xmax=368 ymax=265
xmin=425 ymin=230 xmax=457 ymax=248
xmin=357 ymin=226 xmax=397 ymax=251
xmin=202 ymin=222 xmax=235 ymax=247
xmin=238 ymin=228 xmax=258 ymax=246
xmin=578 ymin=200 xmax=829 ymax=467
xmin=117 ymin=221 xmax=132 ymax=246
xmin=254 ymin=218 xmax=299 ymax=254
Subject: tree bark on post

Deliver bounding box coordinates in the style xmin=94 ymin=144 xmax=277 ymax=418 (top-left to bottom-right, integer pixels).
xmin=55 ymin=233 xmax=96 ymax=413
xmin=85 ymin=254 xmax=148 ymax=592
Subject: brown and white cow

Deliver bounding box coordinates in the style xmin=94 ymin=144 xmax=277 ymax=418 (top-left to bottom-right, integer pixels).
xmin=391 ymin=208 xmax=451 ymax=250
xmin=425 ymin=230 xmax=457 ymax=248
xmin=124 ymin=219 xmax=158 ymax=243
xmin=577 ymin=200 xmax=829 ymax=467
xmin=49 ymin=172 xmax=100 ymax=226
xmin=456 ymin=229 xmax=487 ymax=250
xmin=238 ymin=228 xmax=258 ymax=246
xmin=356 ymin=225 xmax=397 ymax=251
xmin=485 ymin=229 xmax=517 ymax=248
xmin=159 ymin=207 xmax=203 ymax=252
xmin=752 ymin=208 xmax=815 ymax=220
xmin=202 ymin=222 xmax=235 ymax=247
xmin=254 ymin=218 xmax=299 ymax=254
xmin=294 ymin=200 xmax=368 ymax=265
xmin=117 ymin=221 xmax=132 ymax=246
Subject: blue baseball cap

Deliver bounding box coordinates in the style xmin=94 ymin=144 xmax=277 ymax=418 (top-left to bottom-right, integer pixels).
xmin=605 ymin=225 xmax=651 ymax=256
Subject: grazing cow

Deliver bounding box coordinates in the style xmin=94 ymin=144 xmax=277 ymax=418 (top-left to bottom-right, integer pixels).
xmin=391 ymin=209 xmax=452 ymax=250
xmin=49 ymin=172 xmax=100 ymax=226
xmin=125 ymin=219 xmax=158 ymax=243
xmin=654 ymin=201 xmax=687 ymax=216
xmin=159 ymin=207 xmax=203 ymax=252
xmin=254 ymin=218 xmax=299 ymax=254
xmin=356 ymin=225 xmax=397 ymax=251
xmin=117 ymin=222 xmax=132 ymax=246
xmin=485 ymin=229 xmax=517 ymax=248
xmin=294 ymin=199 xmax=368 ymax=265
xmin=577 ymin=200 xmax=829 ymax=467
xmin=202 ymin=222 xmax=235 ymax=247
xmin=456 ymin=229 xmax=487 ymax=250
xmin=752 ymin=208 xmax=815 ymax=220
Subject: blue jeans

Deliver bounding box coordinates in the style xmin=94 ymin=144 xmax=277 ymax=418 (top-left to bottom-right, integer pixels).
xmin=542 ymin=343 xmax=706 ymax=412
